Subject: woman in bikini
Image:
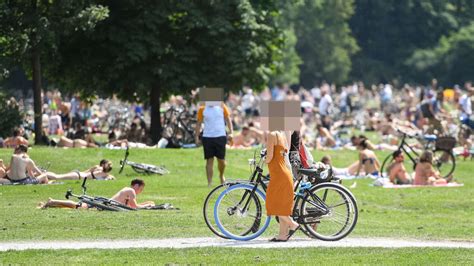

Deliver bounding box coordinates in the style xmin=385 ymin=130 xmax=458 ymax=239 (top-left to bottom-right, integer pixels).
xmin=44 ymin=159 xmax=115 ymax=181
xmin=355 ymin=139 xmax=381 ymax=176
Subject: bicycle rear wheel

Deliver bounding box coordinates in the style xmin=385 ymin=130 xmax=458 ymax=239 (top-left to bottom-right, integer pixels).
xmin=214 ymin=184 xmax=270 ymax=241
xmin=433 ymin=149 xmax=455 ymax=178
xmin=82 ymin=198 xmax=123 ymax=211
xmin=203 ymin=183 xmax=236 ymax=239
xmin=300 ymin=183 xmax=358 ymax=241
xmin=380 ymin=152 xmax=394 ymax=177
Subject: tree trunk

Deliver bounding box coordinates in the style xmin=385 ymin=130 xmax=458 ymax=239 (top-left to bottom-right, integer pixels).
xmin=32 ymin=41 xmax=44 ymax=145
xmin=150 ymin=84 xmax=162 ymax=144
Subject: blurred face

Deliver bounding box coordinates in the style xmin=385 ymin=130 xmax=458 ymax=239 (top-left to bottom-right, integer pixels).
xmin=134 ymin=184 xmax=145 ymax=194
xmin=242 ymin=129 xmax=249 ymax=137
xmin=396 ymin=154 xmax=404 ymax=162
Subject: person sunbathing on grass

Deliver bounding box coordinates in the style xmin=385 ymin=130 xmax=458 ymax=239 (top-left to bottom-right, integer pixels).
xmin=43 ymin=159 xmax=115 ymax=181
xmin=38 ymin=178 xmax=154 ymax=209
xmin=0 ymin=145 xmax=49 ymax=185
xmin=387 ymin=150 xmax=412 ymax=185
xmin=413 ymin=151 xmax=452 ymax=186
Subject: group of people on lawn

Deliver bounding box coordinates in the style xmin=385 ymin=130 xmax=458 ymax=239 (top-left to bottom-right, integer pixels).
xmin=0 ymin=144 xmax=154 ymax=210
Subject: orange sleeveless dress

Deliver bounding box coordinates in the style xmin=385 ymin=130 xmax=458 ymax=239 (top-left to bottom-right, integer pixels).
xmin=265 ymin=132 xmax=294 ymax=216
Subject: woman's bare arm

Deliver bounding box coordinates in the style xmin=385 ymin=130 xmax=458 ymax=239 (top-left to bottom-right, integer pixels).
xmin=265 ymin=133 xmax=275 ymax=164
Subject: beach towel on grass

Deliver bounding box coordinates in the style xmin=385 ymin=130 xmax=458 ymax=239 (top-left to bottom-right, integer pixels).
xmin=382 ymin=183 xmax=464 ymax=189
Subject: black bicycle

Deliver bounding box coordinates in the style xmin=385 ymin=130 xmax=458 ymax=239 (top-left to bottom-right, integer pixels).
xmin=162 ymin=105 xmax=197 ymax=146
xmin=119 ymin=146 xmax=169 ymax=175
xmin=65 ymin=177 xmax=136 ymax=211
xmin=380 ymin=126 xmax=456 ymax=178
xmin=203 ymin=149 xmax=358 ymax=241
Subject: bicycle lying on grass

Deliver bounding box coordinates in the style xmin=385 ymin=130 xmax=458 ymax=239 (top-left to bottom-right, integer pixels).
xmin=119 ymin=146 xmax=169 ymax=175
xmin=203 ymin=149 xmax=358 ymax=241
xmin=65 ymin=177 xmax=136 ymax=211
xmin=380 ymin=126 xmax=456 ymax=178
xmin=65 ymin=177 xmax=179 ymax=211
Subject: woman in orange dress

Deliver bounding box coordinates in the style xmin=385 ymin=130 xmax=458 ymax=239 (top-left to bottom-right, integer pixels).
xmin=265 ymin=130 xmax=299 ymax=242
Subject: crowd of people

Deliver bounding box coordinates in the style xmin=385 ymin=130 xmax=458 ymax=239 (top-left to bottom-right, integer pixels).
xmin=1 ymin=79 xmax=472 ymax=189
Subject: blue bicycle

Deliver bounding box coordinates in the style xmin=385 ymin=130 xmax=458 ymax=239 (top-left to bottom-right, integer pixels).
xmin=208 ymin=149 xmax=358 ymax=241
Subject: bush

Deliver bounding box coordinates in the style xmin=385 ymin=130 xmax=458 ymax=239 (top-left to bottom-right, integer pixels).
xmin=0 ymin=92 xmax=23 ymax=138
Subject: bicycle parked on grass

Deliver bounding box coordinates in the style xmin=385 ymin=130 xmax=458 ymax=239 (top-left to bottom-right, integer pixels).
xmin=119 ymin=147 xmax=169 ymax=175
xmin=162 ymin=105 xmax=197 ymax=146
xmin=203 ymin=149 xmax=358 ymax=241
xmin=380 ymin=125 xmax=456 ymax=178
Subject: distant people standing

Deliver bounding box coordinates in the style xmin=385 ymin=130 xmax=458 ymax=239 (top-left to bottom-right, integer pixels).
xmin=195 ymin=101 xmax=233 ymax=187
xmin=318 ymin=87 xmax=333 ymax=129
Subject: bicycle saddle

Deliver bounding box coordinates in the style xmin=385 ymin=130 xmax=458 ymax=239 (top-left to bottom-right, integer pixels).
xmin=297 ymin=168 xmax=319 ymax=177
xmin=423 ymin=134 xmax=437 ymax=141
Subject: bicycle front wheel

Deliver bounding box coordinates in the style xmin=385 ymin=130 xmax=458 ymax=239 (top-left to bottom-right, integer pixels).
xmin=300 ymin=183 xmax=358 ymax=241
xmin=214 ymin=184 xmax=270 ymax=241
xmin=433 ymin=149 xmax=455 ymax=178
xmin=203 ymin=183 xmax=236 ymax=239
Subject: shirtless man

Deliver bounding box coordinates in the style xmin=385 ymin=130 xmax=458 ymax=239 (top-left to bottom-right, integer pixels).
xmin=0 ymin=145 xmax=48 ymax=184
xmin=315 ymin=125 xmax=336 ymax=150
xmin=230 ymin=126 xmax=255 ymax=148
xmin=387 ymin=151 xmax=412 ymax=184
xmin=39 ymin=178 xmax=155 ymax=209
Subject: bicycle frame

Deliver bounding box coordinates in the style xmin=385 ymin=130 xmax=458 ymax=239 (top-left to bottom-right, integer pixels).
xmin=231 ymin=150 xmax=330 ymax=223
xmin=395 ymin=134 xmax=420 ymax=167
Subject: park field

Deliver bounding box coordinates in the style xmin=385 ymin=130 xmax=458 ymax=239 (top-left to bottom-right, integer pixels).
xmin=0 ymin=147 xmax=473 ymax=264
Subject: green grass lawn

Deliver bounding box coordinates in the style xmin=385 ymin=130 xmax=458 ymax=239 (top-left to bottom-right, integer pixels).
xmin=1 ymin=247 xmax=473 ymax=265
xmin=0 ymin=147 xmax=472 ymax=242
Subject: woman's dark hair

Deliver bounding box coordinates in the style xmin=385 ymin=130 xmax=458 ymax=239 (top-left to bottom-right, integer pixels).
xmin=358 ymin=139 xmax=369 ymax=149
xmin=419 ymin=151 xmax=433 ymax=164
xmin=131 ymin=178 xmax=145 ymax=187
xmin=16 ymin=144 xmax=28 ymax=153
xmin=100 ymin=159 xmax=112 ymax=173
xmin=392 ymin=150 xmax=402 ymax=159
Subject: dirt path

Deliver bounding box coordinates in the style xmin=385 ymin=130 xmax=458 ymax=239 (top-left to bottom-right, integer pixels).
xmin=1 ymin=237 xmax=473 ymax=251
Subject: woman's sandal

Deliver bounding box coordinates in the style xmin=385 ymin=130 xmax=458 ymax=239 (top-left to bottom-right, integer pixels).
xmin=286 ymin=225 xmax=301 ymax=240
xmin=269 ymin=237 xmax=288 ymax=242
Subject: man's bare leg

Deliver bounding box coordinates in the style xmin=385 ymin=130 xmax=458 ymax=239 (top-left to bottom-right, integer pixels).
xmin=217 ymin=159 xmax=226 ymax=185
xmin=39 ymin=198 xmax=78 ymax=209
xmin=206 ymin=158 xmax=214 ymax=187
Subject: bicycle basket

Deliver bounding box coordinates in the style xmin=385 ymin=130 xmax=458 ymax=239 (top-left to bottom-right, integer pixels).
xmin=435 ymin=136 xmax=456 ymax=150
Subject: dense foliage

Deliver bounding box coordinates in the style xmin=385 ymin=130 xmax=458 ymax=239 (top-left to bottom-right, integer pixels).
xmin=0 ymin=92 xmax=22 ymax=139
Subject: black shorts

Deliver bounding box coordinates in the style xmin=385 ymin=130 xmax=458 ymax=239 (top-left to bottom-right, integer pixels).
xmin=202 ymin=136 xmax=227 ymax=160
xmin=7 ymin=176 xmax=39 ymax=185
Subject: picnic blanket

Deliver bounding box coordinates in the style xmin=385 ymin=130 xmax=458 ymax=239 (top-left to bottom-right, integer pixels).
xmin=382 ymin=183 xmax=464 ymax=189
xmin=0 ymin=181 xmax=64 ymax=186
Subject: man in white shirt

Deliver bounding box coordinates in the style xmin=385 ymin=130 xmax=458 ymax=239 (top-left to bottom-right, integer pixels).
xmin=195 ymin=101 xmax=233 ymax=187
xmin=459 ymin=86 xmax=473 ymax=123
xmin=318 ymin=89 xmax=333 ymax=129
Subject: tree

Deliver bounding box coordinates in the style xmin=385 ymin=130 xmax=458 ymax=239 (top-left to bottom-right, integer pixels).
xmin=349 ymin=0 xmax=469 ymax=84
xmin=53 ymin=0 xmax=284 ymax=143
xmin=292 ymin=0 xmax=358 ymax=86
xmin=408 ymin=22 xmax=474 ymax=84
xmin=0 ymin=1 xmax=108 ymax=144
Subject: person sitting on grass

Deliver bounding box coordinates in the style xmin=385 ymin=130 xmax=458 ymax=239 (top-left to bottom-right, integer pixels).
xmin=229 ymin=126 xmax=256 ymax=149
xmin=44 ymin=159 xmax=115 ymax=181
xmin=3 ymin=127 xmax=29 ymax=149
xmin=413 ymin=151 xmax=451 ymax=186
xmin=387 ymin=150 xmax=412 ymax=185
xmin=354 ymin=139 xmax=381 ymax=177
xmin=38 ymin=178 xmax=155 ymax=209
xmin=0 ymin=145 xmax=48 ymax=184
